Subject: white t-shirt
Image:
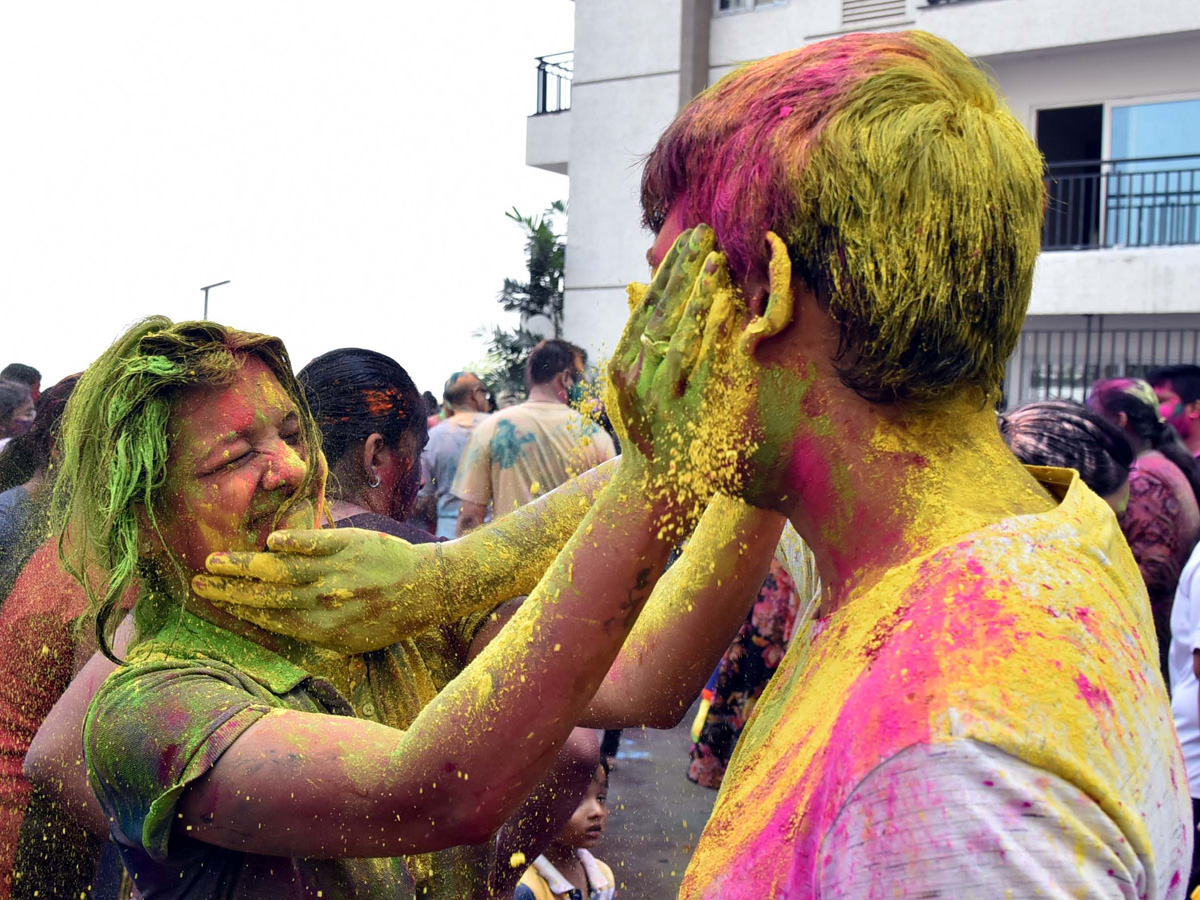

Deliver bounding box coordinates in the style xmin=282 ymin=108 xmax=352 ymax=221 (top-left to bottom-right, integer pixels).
xmin=821 ymin=739 xmax=1170 ymax=898
xmin=1169 ymin=543 xmax=1200 ymax=798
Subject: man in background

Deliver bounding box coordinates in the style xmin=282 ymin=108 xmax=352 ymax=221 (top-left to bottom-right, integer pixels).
xmin=1150 ymin=364 xmax=1200 ymax=458
xmin=453 ymin=340 xmax=615 ymax=535
xmin=0 ymin=365 xmax=40 ymax=404
xmin=415 ymin=371 xmax=492 ymax=539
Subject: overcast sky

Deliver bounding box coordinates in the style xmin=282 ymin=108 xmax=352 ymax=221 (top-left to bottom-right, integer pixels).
xmin=0 ymin=2 xmax=574 ymax=394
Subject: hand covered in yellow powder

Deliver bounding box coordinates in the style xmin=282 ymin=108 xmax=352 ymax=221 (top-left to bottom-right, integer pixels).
xmin=193 ymin=528 xmax=451 ymax=653
xmin=607 ymin=225 xmax=794 ymax=526
xmin=192 ymin=459 xmax=619 ymax=650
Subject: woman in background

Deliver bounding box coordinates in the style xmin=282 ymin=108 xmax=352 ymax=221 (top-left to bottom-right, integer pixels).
xmin=1087 ymin=380 xmax=1200 ymax=680
xmin=0 ymin=377 xmax=79 ymax=598
xmin=298 ymin=349 xmax=434 ymax=543
xmin=1000 ymin=399 xmax=1135 ymax=516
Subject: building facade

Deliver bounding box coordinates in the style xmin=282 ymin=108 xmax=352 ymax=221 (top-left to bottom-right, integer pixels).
xmin=527 ymin=0 xmax=1200 ymax=405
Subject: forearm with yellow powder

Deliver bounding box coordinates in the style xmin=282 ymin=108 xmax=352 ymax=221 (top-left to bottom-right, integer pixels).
xmin=200 ymin=459 xmax=619 ymax=653
xmin=582 ymin=493 xmax=786 ymax=729
xmin=427 ymin=458 xmax=619 ymax=628
xmin=383 ymin=458 xmax=617 ymax=643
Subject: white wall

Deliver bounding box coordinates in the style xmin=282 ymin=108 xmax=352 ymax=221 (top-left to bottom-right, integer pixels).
xmin=912 ymin=0 xmax=1200 ymax=61
xmin=573 ymin=0 xmax=682 ymax=83
xmin=988 ymin=32 xmax=1200 ymax=134
xmin=561 ymin=0 xmax=686 ymax=359
xmin=562 ymin=70 xmax=679 ymax=359
xmin=1031 ymin=247 xmax=1200 ymax=316
xmin=707 ymin=0 xmax=1200 ymax=74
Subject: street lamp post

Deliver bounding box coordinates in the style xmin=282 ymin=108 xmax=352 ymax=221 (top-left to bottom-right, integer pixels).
xmin=200 ymin=280 xmax=231 ymax=320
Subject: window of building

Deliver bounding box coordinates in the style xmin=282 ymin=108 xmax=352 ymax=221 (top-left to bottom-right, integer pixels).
xmin=842 ymin=0 xmax=906 ymax=26
xmin=1037 ymin=97 xmax=1200 ymax=250
xmin=1110 ymin=98 xmax=1200 ymax=163
xmin=714 ymin=0 xmax=786 ymax=15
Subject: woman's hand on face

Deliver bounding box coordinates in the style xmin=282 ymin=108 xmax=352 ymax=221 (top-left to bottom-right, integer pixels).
xmin=606 ymin=225 xmax=794 ymax=526
xmin=192 ymin=528 xmax=426 ymax=654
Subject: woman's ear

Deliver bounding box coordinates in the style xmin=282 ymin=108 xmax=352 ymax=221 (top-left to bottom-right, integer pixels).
xmin=362 ymin=433 xmax=387 ymax=483
xmin=1115 ymin=411 xmax=1129 ymax=431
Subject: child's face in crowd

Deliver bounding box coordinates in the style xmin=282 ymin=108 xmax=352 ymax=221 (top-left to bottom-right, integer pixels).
xmin=558 ymin=764 xmax=609 ymax=850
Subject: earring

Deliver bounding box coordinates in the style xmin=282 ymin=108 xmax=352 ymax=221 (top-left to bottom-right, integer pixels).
xmin=368 ymin=472 xmax=381 ymax=489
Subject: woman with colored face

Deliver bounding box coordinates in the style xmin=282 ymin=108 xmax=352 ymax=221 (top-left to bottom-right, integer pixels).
xmin=43 ymin=316 xmax=709 ymax=899
xmin=297 ymin=349 xmax=431 ymax=539
xmin=0 ymin=376 xmax=79 ymax=595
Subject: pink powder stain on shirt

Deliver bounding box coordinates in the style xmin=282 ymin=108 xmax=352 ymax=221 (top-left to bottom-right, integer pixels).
xmin=714 ymin=551 xmax=1021 ymax=897
xmin=158 ymin=743 xmax=182 ymax=786
xmin=1075 ymin=673 xmax=1114 ymax=714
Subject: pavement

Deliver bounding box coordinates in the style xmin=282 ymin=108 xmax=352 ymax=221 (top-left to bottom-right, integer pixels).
xmin=591 ymin=703 xmax=718 ymax=900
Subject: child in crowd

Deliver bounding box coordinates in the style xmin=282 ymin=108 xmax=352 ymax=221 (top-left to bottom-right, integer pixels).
xmin=515 ymin=759 xmax=616 ymax=900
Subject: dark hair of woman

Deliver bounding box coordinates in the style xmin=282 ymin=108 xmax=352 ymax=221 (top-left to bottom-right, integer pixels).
xmin=1087 ymin=378 xmax=1200 ymax=503
xmin=999 ymin=400 xmax=1133 ymax=498
xmin=297 ymin=348 xmax=427 ymax=518
xmin=0 ymin=376 xmax=80 ymax=494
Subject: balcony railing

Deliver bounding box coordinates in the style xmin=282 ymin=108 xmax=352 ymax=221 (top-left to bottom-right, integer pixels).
xmin=1006 ymin=322 xmax=1200 ymax=407
xmin=534 ymin=51 xmax=573 ymax=115
xmin=1043 ymin=154 xmax=1200 ymax=251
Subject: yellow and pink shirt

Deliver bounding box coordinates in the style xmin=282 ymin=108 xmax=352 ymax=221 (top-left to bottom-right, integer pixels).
xmin=681 ymin=467 xmax=1191 ymax=899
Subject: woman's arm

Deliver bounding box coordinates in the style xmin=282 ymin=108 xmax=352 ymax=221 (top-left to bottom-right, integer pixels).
xmin=177 ymin=462 xmax=675 ymax=857
xmin=191 ymin=458 xmax=616 ymax=653
xmin=163 ymin=224 xmax=733 ymax=858
xmin=582 ymin=493 xmax=786 ymax=728
xmin=464 ymin=497 xmax=787 ymax=731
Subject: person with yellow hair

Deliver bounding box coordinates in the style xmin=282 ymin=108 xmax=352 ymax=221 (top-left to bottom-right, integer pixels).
xmin=633 ymin=30 xmax=1189 ymax=898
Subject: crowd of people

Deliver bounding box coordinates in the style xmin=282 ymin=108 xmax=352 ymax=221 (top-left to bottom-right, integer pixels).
xmin=0 ymin=26 xmax=1199 ymax=900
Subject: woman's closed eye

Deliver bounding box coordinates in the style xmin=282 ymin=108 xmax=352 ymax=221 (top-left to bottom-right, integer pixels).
xmin=200 ymin=442 xmax=254 ymax=475
xmin=225 ymin=449 xmax=255 ymax=468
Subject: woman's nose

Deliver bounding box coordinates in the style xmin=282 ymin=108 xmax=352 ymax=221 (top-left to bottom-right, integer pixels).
xmin=261 ymin=440 xmax=307 ymax=491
